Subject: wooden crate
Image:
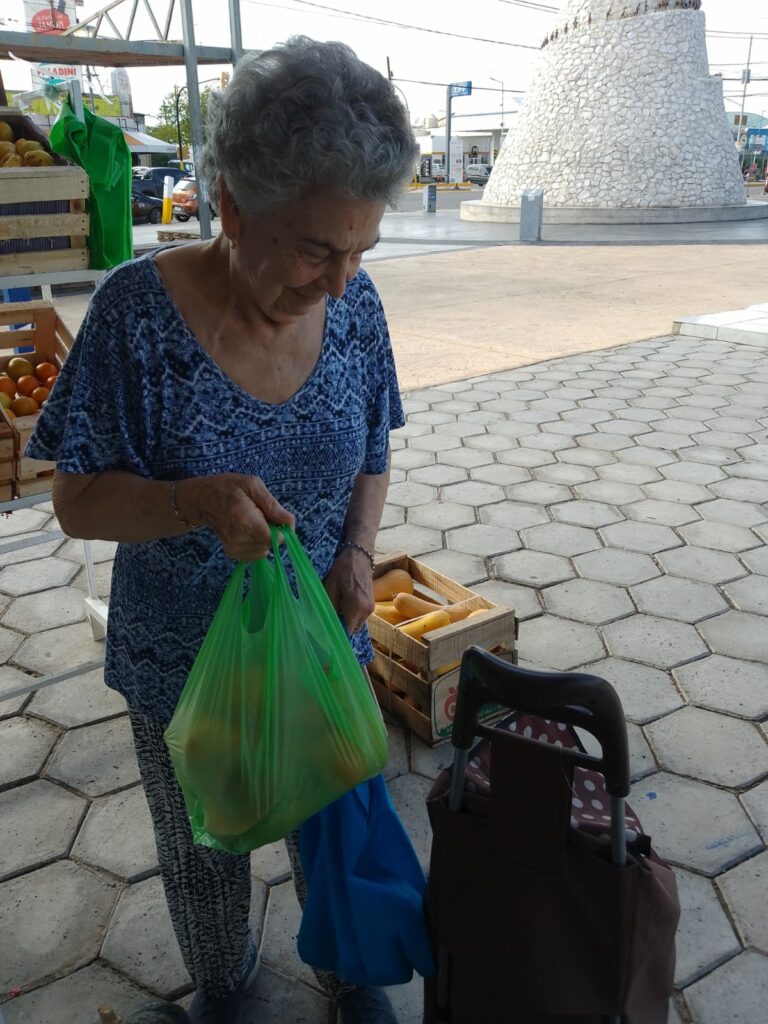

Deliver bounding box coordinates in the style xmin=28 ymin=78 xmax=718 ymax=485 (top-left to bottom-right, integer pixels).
xmin=368 ymin=552 xmax=518 ymax=744
xmin=0 ymin=107 xmax=88 ymax=275
xmin=0 ymin=300 xmax=72 ymax=496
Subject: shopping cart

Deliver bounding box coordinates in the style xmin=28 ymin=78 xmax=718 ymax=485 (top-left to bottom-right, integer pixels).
xmin=424 ymin=647 xmax=679 ymax=1024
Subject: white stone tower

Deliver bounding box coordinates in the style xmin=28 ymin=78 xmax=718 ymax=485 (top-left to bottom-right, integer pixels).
xmin=469 ymin=0 xmax=746 ymax=218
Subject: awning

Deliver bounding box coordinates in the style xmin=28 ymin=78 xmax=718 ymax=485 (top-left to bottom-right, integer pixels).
xmin=123 ymin=130 xmax=176 ymax=155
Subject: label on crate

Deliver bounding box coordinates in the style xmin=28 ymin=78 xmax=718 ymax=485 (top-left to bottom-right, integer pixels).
xmin=432 ymin=669 xmax=503 ymax=739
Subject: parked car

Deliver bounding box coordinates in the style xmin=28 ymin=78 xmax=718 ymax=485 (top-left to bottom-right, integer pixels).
xmin=131 ymin=190 xmax=163 ymax=224
xmin=172 ymin=178 xmax=215 ymax=221
xmin=464 ymin=163 xmax=493 ymax=186
xmin=132 ymin=166 xmax=186 ymax=199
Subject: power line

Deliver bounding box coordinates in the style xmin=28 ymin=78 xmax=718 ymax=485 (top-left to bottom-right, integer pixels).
xmin=497 ymin=0 xmax=558 ymax=12
xmin=392 ymin=76 xmax=525 ymax=94
xmin=259 ymin=0 xmax=541 ymax=49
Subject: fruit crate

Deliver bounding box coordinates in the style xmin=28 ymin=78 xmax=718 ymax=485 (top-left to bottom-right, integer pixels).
xmin=0 ymin=299 xmax=71 ymax=497
xmin=0 ymin=106 xmax=88 ymax=276
xmin=367 ymin=552 xmax=518 ymax=745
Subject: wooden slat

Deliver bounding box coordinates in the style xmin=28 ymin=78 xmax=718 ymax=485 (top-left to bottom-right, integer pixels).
xmin=17 ymin=474 xmax=55 ymax=497
xmin=0 ymin=249 xmax=88 ymax=274
xmin=0 ymin=212 xmax=89 ymax=241
xmin=0 ymin=329 xmax=36 ymax=344
xmin=0 ymin=167 xmax=88 ymax=203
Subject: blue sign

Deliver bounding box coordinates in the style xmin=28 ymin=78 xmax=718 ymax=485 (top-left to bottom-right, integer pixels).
xmin=449 ymin=81 xmax=472 ymax=98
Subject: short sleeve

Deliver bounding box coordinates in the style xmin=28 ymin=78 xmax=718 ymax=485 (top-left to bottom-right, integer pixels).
xmin=25 ymin=270 xmax=154 ymax=477
xmin=362 ymin=284 xmax=405 ymax=475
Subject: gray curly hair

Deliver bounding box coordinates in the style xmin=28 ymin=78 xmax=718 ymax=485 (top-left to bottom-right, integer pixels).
xmin=199 ymin=36 xmax=418 ymax=217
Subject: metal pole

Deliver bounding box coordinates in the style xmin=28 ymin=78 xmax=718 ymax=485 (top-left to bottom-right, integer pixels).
xmin=174 ymin=85 xmax=186 ymax=160
xmin=445 ymin=85 xmax=452 ymax=183
xmin=739 ymin=34 xmax=753 ymax=173
xmin=180 ymin=0 xmax=212 ymax=238
xmin=228 ymin=0 xmax=243 ymax=64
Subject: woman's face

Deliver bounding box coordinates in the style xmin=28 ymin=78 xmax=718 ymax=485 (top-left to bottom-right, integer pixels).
xmin=226 ymin=189 xmax=386 ymax=325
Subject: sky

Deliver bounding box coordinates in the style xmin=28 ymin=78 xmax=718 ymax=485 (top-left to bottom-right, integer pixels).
xmin=2 ymin=0 xmax=768 ymax=127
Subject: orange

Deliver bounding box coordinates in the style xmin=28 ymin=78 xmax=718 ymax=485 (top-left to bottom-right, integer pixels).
xmin=7 ymin=357 xmax=33 ymax=381
xmin=0 ymin=376 xmax=15 ymax=397
xmin=31 ymin=387 xmax=50 ymax=405
xmin=10 ymin=396 xmax=39 ymax=416
xmin=35 ymin=362 xmax=58 ymax=382
xmin=45 ymin=376 xmax=58 ymax=389
xmin=16 ymin=375 xmax=39 ymax=398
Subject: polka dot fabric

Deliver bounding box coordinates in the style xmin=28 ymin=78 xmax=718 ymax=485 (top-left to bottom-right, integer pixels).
xmin=464 ymin=712 xmax=643 ymax=845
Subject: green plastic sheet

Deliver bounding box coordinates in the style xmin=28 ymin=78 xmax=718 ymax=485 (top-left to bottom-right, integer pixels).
xmin=49 ymin=98 xmax=133 ymax=269
xmin=164 ymin=526 xmax=389 ymax=854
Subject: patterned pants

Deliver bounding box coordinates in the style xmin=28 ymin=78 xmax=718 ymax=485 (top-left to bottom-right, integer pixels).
xmin=128 ymin=710 xmax=352 ymax=999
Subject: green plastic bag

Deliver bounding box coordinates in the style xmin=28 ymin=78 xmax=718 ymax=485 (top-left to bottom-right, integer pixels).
xmin=164 ymin=525 xmax=388 ymax=854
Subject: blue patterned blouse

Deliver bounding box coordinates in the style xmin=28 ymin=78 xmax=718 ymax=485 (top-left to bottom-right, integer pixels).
xmin=27 ymin=252 xmax=404 ymax=725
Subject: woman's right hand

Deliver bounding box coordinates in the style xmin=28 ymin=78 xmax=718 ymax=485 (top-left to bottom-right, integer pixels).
xmin=175 ymin=474 xmax=294 ymax=560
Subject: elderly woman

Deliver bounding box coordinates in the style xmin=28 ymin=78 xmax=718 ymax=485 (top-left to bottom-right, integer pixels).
xmin=27 ymin=37 xmax=417 ymax=1024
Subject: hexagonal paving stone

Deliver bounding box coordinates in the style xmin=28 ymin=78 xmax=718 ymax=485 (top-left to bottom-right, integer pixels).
xmin=496 ymin=550 xmax=574 ymax=587
xmin=684 ymin=951 xmax=768 ymax=1024
xmin=390 ymin=447 xmax=436 ymax=471
xmin=0 ymin=508 xmax=50 ymax=537
xmin=712 ymin=476 xmax=768 ymax=502
xmin=446 ymin=523 xmax=520 ymax=557
xmin=674 ymin=868 xmax=740 ymax=988
xmin=408 ymin=502 xmax=475 ymax=531
xmin=437 ymin=447 xmax=494 ymax=469
xmin=646 ymin=707 xmax=768 ymax=787
xmin=551 ymin=500 xmax=624 ymax=529
xmin=506 ymin=481 xmax=573 ymax=505
xmin=521 ymin=521 xmax=601 ymax=557
xmin=57 ymin=538 xmax=118 ymax=564
xmin=717 ymin=849 xmax=768 ymax=953
xmin=71 ymin=784 xmax=158 ymax=882
xmin=261 ymin=878 xmax=318 ymax=988
xmin=576 ymin=433 xmax=634 ymax=453
xmin=660 ymin=461 xmax=726 ymax=485
xmin=741 ymin=545 xmax=768 ymax=575
xmin=387 ymin=772 xmax=433 ymax=870
xmin=624 ymin=499 xmax=699 ymax=527
xmin=643 ymin=480 xmax=712 ymax=507
xmin=698 ymin=610 xmax=768 ymax=663
xmin=0 ymin=715 xmax=58 ymax=787
xmin=628 ymin=722 xmax=655 ymax=780
xmin=244 ymin=964 xmax=330 ymax=1023
xmin=573 ymin=549 xmax=660 ymax=586
xmin=376 ymin=523 xmax=442 ymax=557
xmin=251 ymin=840 xmax=292 ymax=886
xmin=441 ymin=480 xmax=506 ymax=506
xmin=0 ymin=860 xmax=119 ymax=992
xmin=619 ymin=446 xmax=677 ymax=468
xmin=557 ymin=447 xmax=616 ymax=467
xmin=743 ymin=780 xmax=768 ymax=844
xmin=1 ymin=962 xmax=152 ymax=1024
xmin=386 ymin=481 xmax=437 ymax=507
xmin=579 ymin=657 xmax=683 ymax=724
xmin=25 ymin=667 xmax=126 ymax=727
xmin=472 ymin=579 xmax=542 ymax=621
xmin=0 ymin=624 xmax=23 ymax=664
xmin=599 ymin=520 xmax=681 ymax=555
xmin=463 ymin=433 xmax=517 ymax=452
xmin=46 ymin=716 xmax=140 ymax=798
xmin=498 ymin=447 xmax=556 ymax=468
xmin=516 ymin=616 xmax=604 ymax=671
xmin=0 ymin=779 xmax=86 ymax=882
xmin=674 ymin=655 xmax=768 ymax=720
xmin=629 ymin=772 xmax=761 ymax=875
xmin=102 ymin=874 xmax=195 ymax=996
xmin=0 ymin=665 xmax=36 ymax=719
xmin=722 ymin=574 xmax=768 ymax=615
xmin=697 ymin=498 xmax=767 ymax=528
xmin=680 ymin=444 xmax=740 ymax=466
xmin=596 ymin=462 xmax=661 ymax=485
xmin=602 ymin=614 xmax=707 ymax=669
xmin=678 ymin=520 xmax=760 ymax=553
xmin=543 ymin=580 xmax=634 ymax=625
xmin=408 ymin=463 xmax=468 ymax=487
xmin=480 ymin=501 xmax=550 ymax=530
xmin=630 ymin=576 xmax=728 ymax=623
xmin=409 ymin=433 xmax=462 ymax=454
xmin=14 ymin=620 xmax=105 ymax=675
xmin=0 ymin=556 xmax=78 ymax=597
xmin=379 ymin=505 xmax=405 ymax=530
xmin=1 ymin=586 xmax=86 ymax=634
xmin=656 ymin=546 xmax=747 ymax=585
xmin=417 ymin=549 xmax=487 ymax=586
xmin=533 ymin=463 xmax=597 ymax=486
xmin=469 ymin=463 xmax=531 ymax=486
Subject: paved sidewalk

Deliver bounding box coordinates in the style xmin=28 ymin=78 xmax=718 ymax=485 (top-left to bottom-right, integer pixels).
xmin=1 ymin=319 xmax=767 ymax=1022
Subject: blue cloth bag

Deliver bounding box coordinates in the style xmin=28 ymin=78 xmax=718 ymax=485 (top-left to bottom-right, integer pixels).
xmin=297 ymin=774 xmax=436 ymax=986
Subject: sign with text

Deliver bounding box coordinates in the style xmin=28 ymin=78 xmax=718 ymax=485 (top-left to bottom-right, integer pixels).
xmin=449 ymin=81 xmax=472 ymax=98
xmin=24 ymin=0 xmax=83 ymax=93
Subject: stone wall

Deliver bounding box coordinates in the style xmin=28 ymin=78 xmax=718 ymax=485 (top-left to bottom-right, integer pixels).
xmin=483 ymin=6 xmax=744 ymax=209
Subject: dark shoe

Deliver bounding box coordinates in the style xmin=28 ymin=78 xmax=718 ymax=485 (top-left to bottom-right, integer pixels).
xmin=124 ymin=1005 xmax=190 ymax=1023
xmin=188 ymin=943 xmax=259 ymax=1024
xmin=337 ymin=986 xmax=398 ymax=1024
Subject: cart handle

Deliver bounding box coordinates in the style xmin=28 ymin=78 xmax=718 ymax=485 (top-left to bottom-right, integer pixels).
xmin=453 ymin=647 xmax=630 ymax=797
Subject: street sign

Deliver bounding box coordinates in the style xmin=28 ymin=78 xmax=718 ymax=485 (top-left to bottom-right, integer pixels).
xmin=449 ymin=81 xmax=472 ymax=98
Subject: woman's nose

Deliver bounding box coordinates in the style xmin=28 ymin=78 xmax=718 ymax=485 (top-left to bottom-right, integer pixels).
xmin=321 ymin=256 xmax=358 ymax=298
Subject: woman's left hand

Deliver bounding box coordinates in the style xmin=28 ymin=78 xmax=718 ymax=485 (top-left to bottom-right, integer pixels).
xmin=324 ymin=547 xmax=375 ymax=636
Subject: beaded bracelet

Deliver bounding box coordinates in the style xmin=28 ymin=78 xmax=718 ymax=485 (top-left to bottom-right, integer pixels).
xmin=169 ymin=481 xmax=196 ymax=529
xmin=337 ymin=539 xmax=375 ymax=572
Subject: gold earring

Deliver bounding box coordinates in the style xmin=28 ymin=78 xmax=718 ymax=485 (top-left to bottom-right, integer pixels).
xmin=231 ymin=238 xmax=238 ymax=250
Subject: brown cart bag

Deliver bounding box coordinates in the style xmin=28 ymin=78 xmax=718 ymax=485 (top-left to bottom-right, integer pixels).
xmin=425 ymin=648 xmax=679 ymax=1024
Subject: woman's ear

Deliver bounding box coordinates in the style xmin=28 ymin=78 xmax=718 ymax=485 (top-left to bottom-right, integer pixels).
xmin=218 ymin=175 xmax=240 ymax=244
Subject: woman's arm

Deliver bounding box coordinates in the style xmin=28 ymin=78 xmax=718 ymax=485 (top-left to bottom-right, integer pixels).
xmin=53 ymin=469 xmax=294 ymax=560
xmin=323 ymin=450 xmax=391 ymax=635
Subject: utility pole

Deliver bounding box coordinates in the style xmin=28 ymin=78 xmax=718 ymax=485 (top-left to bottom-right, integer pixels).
xmin=180 ymin=0 xmax=211 ymax=239
xmin=445 ymin=81 xmax=471 ymax=184
xmin=739 ymin=35 xmax=753 ymax=172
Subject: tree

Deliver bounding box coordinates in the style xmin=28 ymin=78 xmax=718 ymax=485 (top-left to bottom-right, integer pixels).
xmin=148 ymin=86 xmax=213 ymax=155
